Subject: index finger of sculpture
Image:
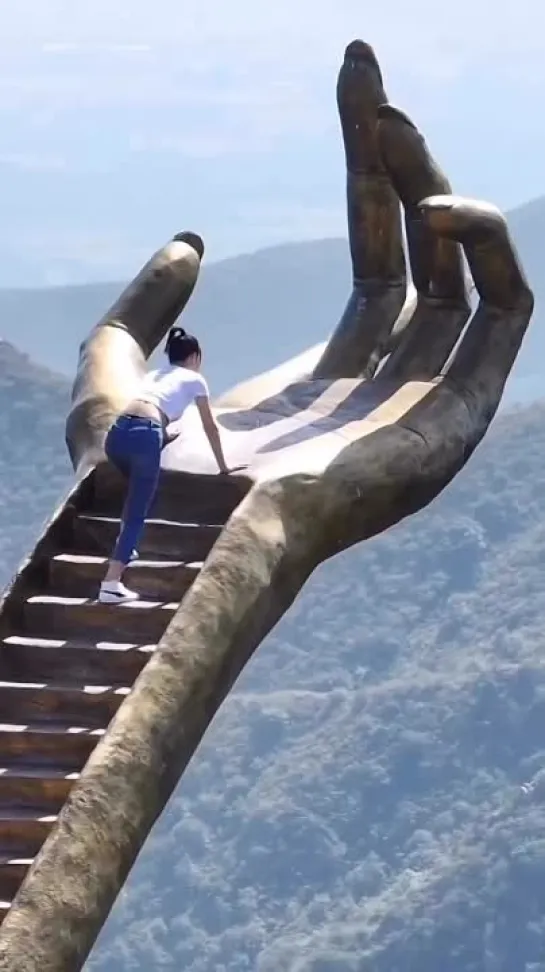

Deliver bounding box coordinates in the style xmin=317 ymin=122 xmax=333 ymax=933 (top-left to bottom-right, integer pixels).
xmin=312 ymin=41 xmax=407 ymax=381
xmin=426 ymin=197 xmax=534 ymax=410
xmin=65 ymin=231 xmax=204 ymax=477
xmin=106 ymin=230 xmax=204 ymax=359
xmin=376 ymin=105 xmax=471 ymax=382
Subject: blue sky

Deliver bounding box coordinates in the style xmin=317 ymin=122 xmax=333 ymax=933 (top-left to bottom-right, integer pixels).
xmin=0 ymin=0 xmax=543 ymax=285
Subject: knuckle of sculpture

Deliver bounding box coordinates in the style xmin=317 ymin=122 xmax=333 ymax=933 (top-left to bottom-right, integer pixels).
xmin=249 ymin=478 xmax=328 ymax=575
xmin=516 ymin=285 xmax=535 ymax=314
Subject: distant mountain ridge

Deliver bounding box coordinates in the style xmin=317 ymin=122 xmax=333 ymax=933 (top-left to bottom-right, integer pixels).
xmin=0 ymin=237 xmax=349 ymax=394
xmin=0 ymin=339 xmax=70 ymax=585
xmin=0 ymin=194 xmax=542 ymax=402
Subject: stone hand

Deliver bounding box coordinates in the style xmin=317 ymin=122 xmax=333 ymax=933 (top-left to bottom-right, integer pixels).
xmin=135 ymin=41 xmax=534 ymax=847
xmin=70 ymin=42 xmax=534 ymax=950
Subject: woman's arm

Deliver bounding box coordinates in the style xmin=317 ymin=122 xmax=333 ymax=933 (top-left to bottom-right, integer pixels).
xmin=195 ymin=396 xmax=229 ymax=473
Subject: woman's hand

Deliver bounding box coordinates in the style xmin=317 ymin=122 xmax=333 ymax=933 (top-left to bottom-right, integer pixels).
xmin=218 ymin=464 xmax=249 ymax=476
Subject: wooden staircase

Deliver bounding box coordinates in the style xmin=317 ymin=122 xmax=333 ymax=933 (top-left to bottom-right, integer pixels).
xmin=0 ymin=464 xmax=249 ymax=923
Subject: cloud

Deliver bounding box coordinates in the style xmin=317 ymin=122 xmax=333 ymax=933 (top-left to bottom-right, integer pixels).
xmin=129 ymin=132 xmax=255 ymax=159
xmin=0 ymin=152 xmax=67 ymax=171
xmin=0 ymin=0 xmax=543 ymax=282
xmin=0 ymin=0 xmax=541 ymax=165
xmin=40 ymin=42 xmax=151 ymax=54
xmin=6 ymin=1 xmax=538 ymax=68
xmin=2 ymin=1 xmax=544 ymax=112
xmin=238 ymin=203 xmax=346 ymax=248
xmin=4 ymin=225 xmax=153 ymax=286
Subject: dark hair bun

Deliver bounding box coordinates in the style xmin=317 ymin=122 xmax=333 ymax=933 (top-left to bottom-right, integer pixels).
xmin=166 ymin=326 xmax=186 ymax=350
xmin=168 ymin=326 xmax=186 ymax=341
xmin=165 ymin=326 xmax=201 ymax=365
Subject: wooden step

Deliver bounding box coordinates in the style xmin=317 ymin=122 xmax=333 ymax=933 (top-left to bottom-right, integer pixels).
xmin=91 ymin=467 xmax=249 ymax=523
xmin=1 ymin=635 xmax=154 ymax=688
xmin=0 ymin=727 xmax=101 ymax=770
xmin=49 ymin=554 xmax=201 ymax=600
xmin=23 ymin=595 xmax=177 ymax=643
xmin=0 ymin=811 xmax=56 ymax=856
xmin=71 ymin=515 xmax=221 ymax=561
xmin=0 ymin=858 xmax=32 ymax=900
xmin=0 ymin=682 xmax=125 ymax=730
xmin=0 ymin=768 xmax=78 ymax=812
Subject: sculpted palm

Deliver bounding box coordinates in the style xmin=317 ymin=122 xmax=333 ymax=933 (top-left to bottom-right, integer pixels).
xmin=0 ymin=40 xmax=533 ymax=972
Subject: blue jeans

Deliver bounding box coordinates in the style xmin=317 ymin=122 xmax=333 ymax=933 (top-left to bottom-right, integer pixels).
xmin=105 ymin=414 xmax=164 ymax=566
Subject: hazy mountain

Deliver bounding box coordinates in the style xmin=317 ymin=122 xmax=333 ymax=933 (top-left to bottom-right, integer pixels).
xmin=0 ymin=194 xmax=543 ymax=402
xmin=0 ymin=342 xmax=70 ymax=581
xmin=0 ymin=238 xmax=349 ymax=395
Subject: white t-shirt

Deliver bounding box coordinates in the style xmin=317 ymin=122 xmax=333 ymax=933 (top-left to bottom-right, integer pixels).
xmin=139 ymin=364 xmax=209 ymax=422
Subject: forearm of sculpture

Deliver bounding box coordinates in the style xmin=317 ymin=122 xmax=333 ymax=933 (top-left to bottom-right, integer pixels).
xmin=0 ymin=484 xmax=316 ymax=972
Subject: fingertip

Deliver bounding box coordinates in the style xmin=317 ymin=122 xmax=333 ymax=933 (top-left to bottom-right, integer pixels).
xmin=173 ymin=231 xmax=205 ymax=260
xmin=419 ymin=195 xmax=506 ymax=241
xmin=344 ymin=39 xmax=380 ymax=68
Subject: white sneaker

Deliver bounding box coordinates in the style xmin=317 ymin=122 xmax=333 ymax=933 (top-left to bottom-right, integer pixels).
xmin=98 ymin=581 xmax=139 ymax=604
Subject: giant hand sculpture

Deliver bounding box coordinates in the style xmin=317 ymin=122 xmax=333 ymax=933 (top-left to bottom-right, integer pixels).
xmin=164 ymin=38 xmax=532 ymax=596
xmin=0 ymin=40 xmax=533 ymax=972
